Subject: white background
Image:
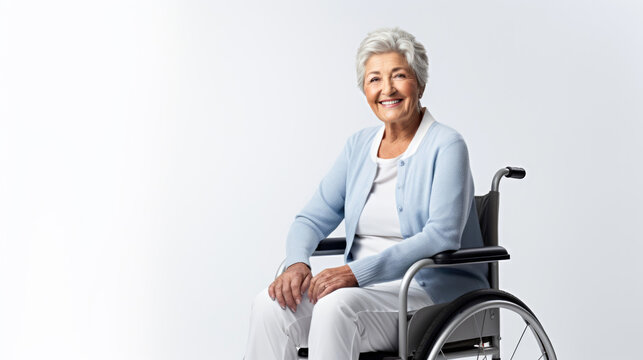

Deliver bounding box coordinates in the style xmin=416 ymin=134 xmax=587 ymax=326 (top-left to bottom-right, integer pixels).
xmin=1 ymin=0 xmax=642 ymax=359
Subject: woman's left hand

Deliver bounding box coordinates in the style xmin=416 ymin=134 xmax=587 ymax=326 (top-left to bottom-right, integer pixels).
xmin=308 ymin=265 xmax=358 ymax=304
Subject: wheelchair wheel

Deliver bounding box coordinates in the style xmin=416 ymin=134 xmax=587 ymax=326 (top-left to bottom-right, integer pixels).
xmin=413 ymin=289 xmax=556 ymax=360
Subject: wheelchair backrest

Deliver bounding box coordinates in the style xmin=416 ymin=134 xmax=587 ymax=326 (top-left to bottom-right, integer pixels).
xmin=474 ymin=191 xmax=500 ymax=248
xmin=475 ymin=191 xmax=501 ymax=289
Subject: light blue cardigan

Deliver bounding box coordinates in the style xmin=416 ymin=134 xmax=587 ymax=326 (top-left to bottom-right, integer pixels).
xmin=285 ymin=116 xmax=489 ymax=304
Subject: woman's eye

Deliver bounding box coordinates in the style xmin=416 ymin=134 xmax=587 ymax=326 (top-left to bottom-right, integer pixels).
xmin=369 ymin=77 xmax=379 ymax=83
xmin=394 ymin=73 xmax=406 ymax=78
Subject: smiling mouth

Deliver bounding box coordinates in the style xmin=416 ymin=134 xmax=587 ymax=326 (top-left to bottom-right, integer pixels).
xmin=380 ymin=99 xmax=401 ymax=105
xmin=379 ymin=99 xmax=402 ymax=107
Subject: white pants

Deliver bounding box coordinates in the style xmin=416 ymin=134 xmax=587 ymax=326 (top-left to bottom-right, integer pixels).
xmin=244 ymin=280 xmax=433 ymax=360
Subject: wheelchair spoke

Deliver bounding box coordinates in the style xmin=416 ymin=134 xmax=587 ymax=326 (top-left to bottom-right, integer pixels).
xmin=473 ymin=309 xmax=487 ymax=360
xmin=440 ymin=348 xmax=448 ymax=359
xmin=509 ymin=324 xmax=528 ymax=360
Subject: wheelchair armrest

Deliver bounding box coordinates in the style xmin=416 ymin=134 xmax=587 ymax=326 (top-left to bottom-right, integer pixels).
xmin=311 ymin=240 xmax=510 ymax=262
xmin=432 ymin=246 xmax=510 ymax=265
xmin=312 ymin=237 xmax=347 ymax=256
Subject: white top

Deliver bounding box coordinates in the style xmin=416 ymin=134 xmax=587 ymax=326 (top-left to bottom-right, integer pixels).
xmin=351 ymin=110 xmax=435 ymax=260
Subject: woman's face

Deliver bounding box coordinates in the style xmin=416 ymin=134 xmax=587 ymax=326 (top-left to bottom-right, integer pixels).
xmin=363 ymin=52 xmax=423 ymax=126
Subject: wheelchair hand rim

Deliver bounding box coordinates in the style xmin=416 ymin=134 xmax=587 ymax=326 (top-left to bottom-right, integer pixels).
xmin=426 ymin=299 xmax=557 ymax=360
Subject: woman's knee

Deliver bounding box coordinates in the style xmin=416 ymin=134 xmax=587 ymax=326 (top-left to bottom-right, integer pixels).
xmin=250 ymin=288 xmax=283 ymax=323
xmin=312 ymin=288 xmax=363 ymax=322
xmin=251 ymin=287 xmax=313 ymax=326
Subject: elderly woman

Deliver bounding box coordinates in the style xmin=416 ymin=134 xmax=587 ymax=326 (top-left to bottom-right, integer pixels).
xmin=244 ymin=27 xmax=489 ymax=360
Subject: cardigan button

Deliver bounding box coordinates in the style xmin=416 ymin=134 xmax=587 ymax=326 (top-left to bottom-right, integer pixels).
xmin=399 ymin=160 xmax=405 ymax=166
xmin=419 ymin=281 xmax=425 ymax=286
xmin=398 ymin=206 xmax=403 ymax=212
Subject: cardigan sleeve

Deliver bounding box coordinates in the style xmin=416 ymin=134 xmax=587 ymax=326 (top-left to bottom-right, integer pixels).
xmin=347 ymin=137 xmax=474 ymax=286
xmin=284 ymin=140 xmax=350 ymax=269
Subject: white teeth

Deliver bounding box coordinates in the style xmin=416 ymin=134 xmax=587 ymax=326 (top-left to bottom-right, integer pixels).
xmin=381 ymin=99 xmax=401 ymax=105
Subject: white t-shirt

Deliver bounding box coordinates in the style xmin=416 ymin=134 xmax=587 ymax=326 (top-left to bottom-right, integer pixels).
xmin=351 ymin=110 xmax=435 ymax=260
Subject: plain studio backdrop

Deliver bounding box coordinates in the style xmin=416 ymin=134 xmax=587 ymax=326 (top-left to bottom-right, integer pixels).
xmin=1 ymin=0 xmax=642 ymax=359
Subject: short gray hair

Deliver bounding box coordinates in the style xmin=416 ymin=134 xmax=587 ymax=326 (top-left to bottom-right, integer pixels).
xmin=356 ymin=27 xmax=428 ymax=93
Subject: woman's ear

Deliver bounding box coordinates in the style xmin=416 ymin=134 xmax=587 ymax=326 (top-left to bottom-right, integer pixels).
xmin=418 ymin=85 xmax=426 ymax=99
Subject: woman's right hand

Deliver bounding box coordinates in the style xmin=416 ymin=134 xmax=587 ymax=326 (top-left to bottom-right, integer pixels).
xmin=268 ymin=262 xmax=312 ymax=312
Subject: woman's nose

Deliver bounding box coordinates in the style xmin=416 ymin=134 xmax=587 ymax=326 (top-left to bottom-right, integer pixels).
xmin=382 ymin=78 xmax=396 ymax=95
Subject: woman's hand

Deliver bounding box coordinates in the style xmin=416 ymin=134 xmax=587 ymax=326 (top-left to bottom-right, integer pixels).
xmin=308 ymin=265 xmax=358 ymax=304
xmin=268 ymin=262 xmax=312 ymax=312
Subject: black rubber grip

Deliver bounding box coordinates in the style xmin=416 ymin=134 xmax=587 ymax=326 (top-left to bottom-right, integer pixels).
xmin=505 ymin=166 xmax=526 ymax=179
xmin=314 ymin=237 xmax=347 ymax=252
xmin=432 ymin=246 xmax=510 ymax=265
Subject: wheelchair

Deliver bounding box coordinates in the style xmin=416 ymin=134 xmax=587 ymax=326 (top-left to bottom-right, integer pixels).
xmin=275 ymin=167 xmax=557 ymax=360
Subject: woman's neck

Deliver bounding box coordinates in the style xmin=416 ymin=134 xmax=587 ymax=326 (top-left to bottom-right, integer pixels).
xmin=378 ymin=108 xmax=425 ymax=159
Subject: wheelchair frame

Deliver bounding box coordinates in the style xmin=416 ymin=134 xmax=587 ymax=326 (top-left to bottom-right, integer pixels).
xmin=275 ymin=167 xmax=557 ymax=360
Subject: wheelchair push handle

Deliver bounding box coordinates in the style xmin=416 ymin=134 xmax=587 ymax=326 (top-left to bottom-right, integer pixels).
xmin=491 ymin=166 xmax=526 ymax=191
xmin=506 ymin=166 xmax=526 ymax=179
